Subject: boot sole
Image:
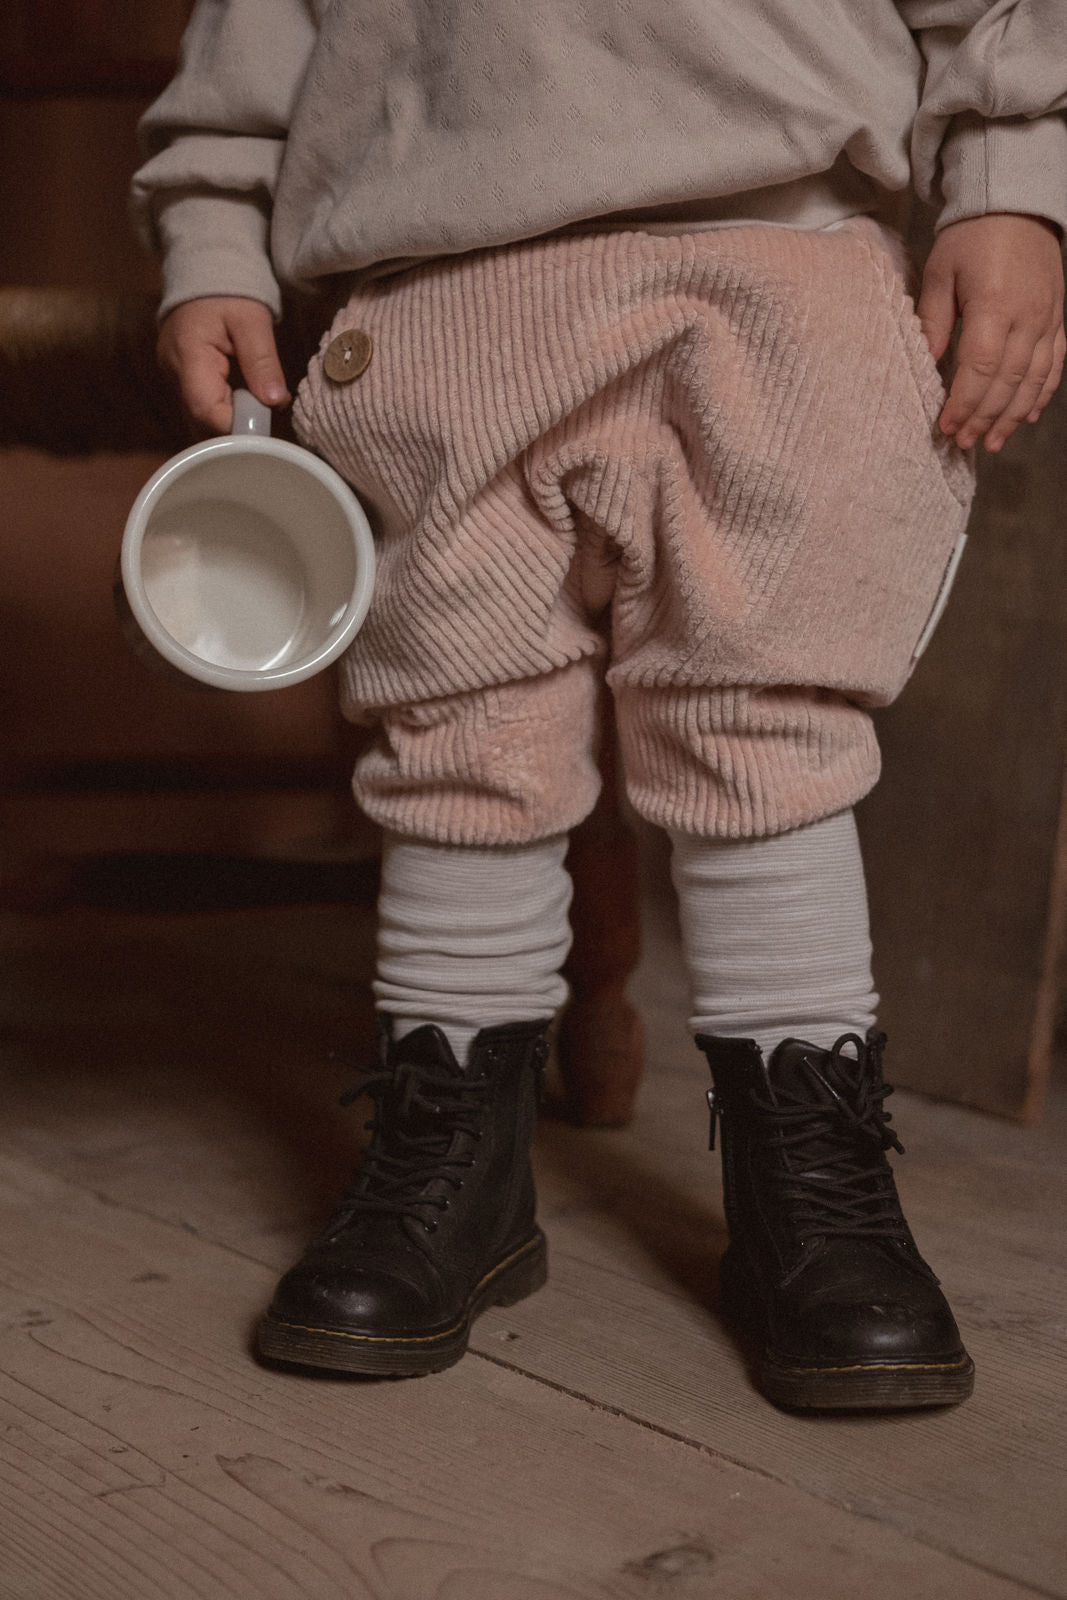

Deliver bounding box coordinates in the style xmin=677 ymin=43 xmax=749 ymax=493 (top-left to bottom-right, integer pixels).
xmin=720 ymin=1255 xmax=975 ymax=1411
xmin=757 ymin=1348 xmax=975 ymax=1410
xmin=255 ymin=1229 xmax=548 ymax=1377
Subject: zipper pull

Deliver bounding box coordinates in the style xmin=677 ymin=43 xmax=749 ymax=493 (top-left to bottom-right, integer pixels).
xmin=706 ymin=1087 xmax=718 ymax=1151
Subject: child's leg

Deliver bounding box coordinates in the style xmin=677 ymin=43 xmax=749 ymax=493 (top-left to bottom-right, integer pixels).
xmin=669 ymin=808 xmax=876 ymax=1055
xmin=577 ymin=225 xmax=974 ymax=1411
xmin=259 ymin=833 xmax=570 ymax=1376
xmin=262 ymin=239 xmax=629 ymax=1378
xmin=374 ymin=831 xmax=572 ymax=1065
xmin=670 ymin=809 xmax=973 ymax=1411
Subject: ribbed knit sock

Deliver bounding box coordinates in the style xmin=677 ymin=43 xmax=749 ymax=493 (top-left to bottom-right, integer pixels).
xmin=669 ymin=810 xmax=878 ymax=1058
xmin=374 ymin=832 xmax=573 ymax=1066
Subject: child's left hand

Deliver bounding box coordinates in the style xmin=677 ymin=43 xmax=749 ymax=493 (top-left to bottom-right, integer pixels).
xmin=916 ymin=212 xmax=1065 ymax=452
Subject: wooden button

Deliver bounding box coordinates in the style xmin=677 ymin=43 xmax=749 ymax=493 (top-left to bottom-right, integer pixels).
xmin=323 ymin=328 xmax=373 ymax=383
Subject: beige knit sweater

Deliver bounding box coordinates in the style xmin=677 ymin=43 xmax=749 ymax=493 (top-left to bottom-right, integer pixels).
xmin=132 ymin=0 xmax=1067 ymax=320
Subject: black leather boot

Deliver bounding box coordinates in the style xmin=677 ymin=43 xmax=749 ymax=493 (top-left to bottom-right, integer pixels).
xmin=257 ymin=1017 xmax=549 ymax=1375
xmin=698 ymin=1029 xmax=974 ymax=1410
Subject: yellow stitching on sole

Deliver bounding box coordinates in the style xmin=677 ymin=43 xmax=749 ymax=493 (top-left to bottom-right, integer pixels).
xmin=266 ymin=1237 xmax=542 ymax=1346
xmin=770 ymin=1355 xmax=972 ymax=1376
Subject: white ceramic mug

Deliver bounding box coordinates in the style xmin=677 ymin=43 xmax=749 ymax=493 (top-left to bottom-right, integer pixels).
xmin=117 ymin=390 xmax=375 ymax=691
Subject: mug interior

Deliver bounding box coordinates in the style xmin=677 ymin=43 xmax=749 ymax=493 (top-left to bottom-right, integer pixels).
xmin=138 ymin=447 xmax=360 ymax=674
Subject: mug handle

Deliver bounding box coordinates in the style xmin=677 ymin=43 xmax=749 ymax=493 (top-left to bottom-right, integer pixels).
xmin=231 ymin=388 xmax=272 ymax=438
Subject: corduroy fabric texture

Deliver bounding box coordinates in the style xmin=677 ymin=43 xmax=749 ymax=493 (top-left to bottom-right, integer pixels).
xmin=293 ymin=219 xmax=975 ymax=845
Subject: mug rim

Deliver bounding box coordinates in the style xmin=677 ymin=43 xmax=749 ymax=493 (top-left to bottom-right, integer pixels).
xmin=120 ymin=434 xmax=376 ymax=692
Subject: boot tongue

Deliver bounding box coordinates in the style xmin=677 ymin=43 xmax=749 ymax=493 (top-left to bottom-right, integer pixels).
xmin=392 ymin=1024 xmax=463 ymax=1076
xmin=388 ymin=1025 xmax=470 ymax=1143
xmin=765 ymin=1038 xmax=866 ymax=1164
xmin=766 ymin=1038 xmax=854 ymax=1105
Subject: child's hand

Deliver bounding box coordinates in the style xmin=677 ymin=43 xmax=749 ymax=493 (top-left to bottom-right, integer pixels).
xmin=916 ymin=212 xmax=1065 ymax=453
xmin=157 ymin=296 xmax=291 ymax=435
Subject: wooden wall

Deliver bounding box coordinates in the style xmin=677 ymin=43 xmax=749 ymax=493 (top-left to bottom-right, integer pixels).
xmin=0 ymin=0 xmax=364 ymax=866
xmin=858 ymin=383 xmax=1067 ymax=1120
xmin=0 ymin=0 xmax=189 ymax=286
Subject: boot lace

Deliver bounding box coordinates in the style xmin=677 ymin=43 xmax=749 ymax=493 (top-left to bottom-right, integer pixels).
xmin=752 ymin=1033 xmax=908 ymax=1242
xmin=326 ymin=1054 xmax=491 ymax=1234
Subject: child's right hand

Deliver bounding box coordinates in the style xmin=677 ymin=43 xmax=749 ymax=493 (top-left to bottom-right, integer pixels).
xmin=156 ymin=296 xmax=291 ymax=436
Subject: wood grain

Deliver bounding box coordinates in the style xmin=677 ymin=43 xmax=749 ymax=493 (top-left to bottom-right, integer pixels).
xmin=0 ymin=1153 xmax=1043 ymax=1600
xmin=2 ymin=892 xmax=1065 ymax=1596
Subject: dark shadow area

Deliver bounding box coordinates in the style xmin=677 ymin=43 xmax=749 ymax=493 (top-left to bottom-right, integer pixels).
xmin=64 ymin=851 xmax=379 ymax=913
xmin=533 ymin=1116 xmax=727 ymax=1316
xmin=0 ymin=861 xmax=383 ymax=1237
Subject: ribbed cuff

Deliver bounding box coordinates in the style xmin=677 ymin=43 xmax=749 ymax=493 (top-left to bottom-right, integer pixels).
xmin=617 ymin=684 xmax=882 ymax=839
xmin=350 ymin=675 xmax=604 ymax=847
xmin=148 ymin=192 xmax=283 ymax=321
xmin=936 ymin=111 xmax=1067 ymax=237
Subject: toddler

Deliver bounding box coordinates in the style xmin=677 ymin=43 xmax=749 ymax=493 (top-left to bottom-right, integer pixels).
xmin=133 ymin=0 xmax=1065 ymax=1408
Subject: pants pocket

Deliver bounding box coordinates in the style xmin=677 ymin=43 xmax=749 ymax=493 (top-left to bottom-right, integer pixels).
xmin=853 ymin=228 xmax=976 ymax=512
xmin=910 ymin=529 xmax=968 ymax=664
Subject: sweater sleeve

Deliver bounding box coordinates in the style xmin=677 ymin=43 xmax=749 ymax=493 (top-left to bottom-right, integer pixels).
xmin=130 ymin=0 xmax=318 ymax=319
xmin=900 ymin=0 xmax=1067 ymax=234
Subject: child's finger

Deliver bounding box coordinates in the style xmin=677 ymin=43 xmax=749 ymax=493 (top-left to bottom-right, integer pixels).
xmin=937 ymin=313 xmax=1021 ymax=442
xmin=915 ymin=262 xmax=958 ymax=364
xmin=162 ymin=335 xmax=235 ymax=435
xmin=157 ymin=307 xmax=235 ymax=434
xmin=982 ymin=335 xmax=1060 ymax=450
xmin=1026 ymin=327 xmax=1066 ymax=422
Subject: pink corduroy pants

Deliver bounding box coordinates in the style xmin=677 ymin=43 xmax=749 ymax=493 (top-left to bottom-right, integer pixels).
xmin=293 ymin=219 xmax=975 ymax=845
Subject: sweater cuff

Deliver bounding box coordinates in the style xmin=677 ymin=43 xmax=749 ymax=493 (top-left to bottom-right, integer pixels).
xmin=936 ymin=112 xmax=1067 ymax=238
xmin=148 ymin=191 xmax=283 ymax=322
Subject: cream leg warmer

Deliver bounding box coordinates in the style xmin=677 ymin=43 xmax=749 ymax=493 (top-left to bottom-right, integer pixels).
xmin=669 ymin=810 xmax=878 ymax=1055
xmin=376 ymin=810 xmax=877 ymax=1068
xmin=374 ymin=832 xmax=573 ymax=1065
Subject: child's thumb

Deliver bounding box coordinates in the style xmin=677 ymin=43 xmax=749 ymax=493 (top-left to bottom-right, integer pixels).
xmin=229 ymin=305 xmax=290 ymax=407
xmin=915 ymin=262 xmax=957 ymax=364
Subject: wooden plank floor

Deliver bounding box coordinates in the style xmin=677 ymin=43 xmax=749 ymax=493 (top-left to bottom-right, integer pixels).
xmin=1 ymin=862 xmax=1065 ymax=1599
